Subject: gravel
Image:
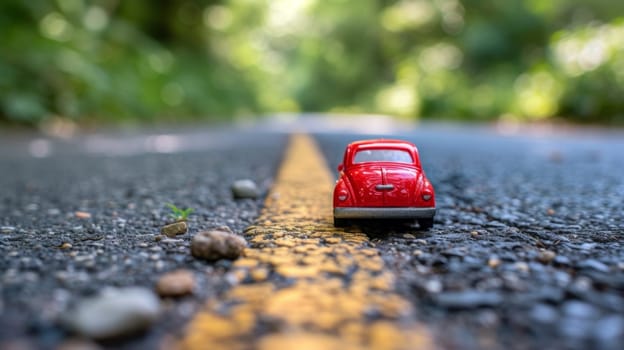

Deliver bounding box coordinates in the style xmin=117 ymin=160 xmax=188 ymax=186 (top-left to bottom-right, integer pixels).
xmin=0 ymin=128 xmax=286 ymax=349
xmin=1 ymin=124 xmax=623 ymax=349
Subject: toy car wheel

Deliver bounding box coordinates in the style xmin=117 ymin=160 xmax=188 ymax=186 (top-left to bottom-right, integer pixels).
xmin=334 ymin=218 xmax=349 ymax=227
xmin=418 ymin=218 xmax=433 ymax=230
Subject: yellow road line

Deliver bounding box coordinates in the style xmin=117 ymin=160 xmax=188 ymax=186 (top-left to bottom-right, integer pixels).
xmin=179 ymin=134 xmax=434 ymax=350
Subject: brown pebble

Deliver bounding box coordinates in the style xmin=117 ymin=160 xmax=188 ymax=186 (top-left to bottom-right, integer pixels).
xmin=470 ymin=231 xmax=479 ymax=237
xmin=488 ymin=257 xmax=501 ymax=268
xmin=75 ymin=211 xmax=91 ymax=219
xmin=191 ymin=229 xmax=246 ymax=260
xmin=161 ymin=221 xmax=188 ymax=237
xmin=60 ymin=242 xmax=72 ymax=249
xmin=546 ymin=208 xmax=555 ymax=216
xmin=156 ymin=270 xmax=195 ymax=297
xmin=537 ymin=250 xmax=556 ymax=264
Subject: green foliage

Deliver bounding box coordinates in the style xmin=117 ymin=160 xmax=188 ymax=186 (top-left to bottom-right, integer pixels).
xmin=166 ymin=203 xmax=194 ymax=222
xmin=1 ymin=0 xmax=623 ymax=125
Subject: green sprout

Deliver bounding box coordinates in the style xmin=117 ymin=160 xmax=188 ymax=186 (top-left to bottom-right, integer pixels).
xmin=166 ymin=203 xmax=194 ymax=222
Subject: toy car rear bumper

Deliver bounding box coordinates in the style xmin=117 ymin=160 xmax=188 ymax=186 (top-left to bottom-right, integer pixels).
xmin=334 ymin=207 xmax=436 ymax=219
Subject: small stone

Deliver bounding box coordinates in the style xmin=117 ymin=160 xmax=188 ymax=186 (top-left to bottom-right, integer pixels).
xmin=424 ymin=279 xmax=443 ymax=294
xmin=64 ymin=287 xmax=161 ymax=339
xmin=154 ymin=235 xmax=164 ymax=242
xmin=594 ymin=315 xmax=624 ymax=346
xmin=530 ymin=303 xmax=558 ymax=324
xmin=578 ymin=259 xmax=610 ymax=273
xmin=571 ymin=276 xmax=593 ymax=291
xmin=156 ymin=270 xmax=195 ymax=297
xmin=75 ymin=211 xmax=91 ymax=219
xmin=1 ymin=226 xmax=16 ymax=233
xmin=553 ymin=255 xmax=571 ymax=267
xmin=442 ymin=248 xmax=465 ymax=258
xmin=476 ymin=310 xmax=498 ymax=328
xmin=60 ymin=242 xmax=72 ymax=250
xmin=580 ymin=243 xmax=596 ymax=250
xmin=470 ymin=231 xmax=479 ymax=237
xmin=26 ymin=203 xmax=38 ymax=211
xmin=48 ymin=208 xmax=61 ymax=216
xmin=403 ymin=233 xmax=415 ymax=239
xmin=562 ymin=300 xmax=599 ymax=319
xmin=514 ymin=262 xmax=529 ymax=272
xmin=537 ymin=250 xmax=556 ymax=264
xmin=413 ymin=249 xmax=423 ymax=257
xmin=488 ymin=257 xmax=501 ymax=268
xmin=191 ymin=229 xmax=247 ymax=260
xmin=546 ymin=208 xmax=555 ymax=216
xmin=160 ymin=221 xmax=188 ymax=237
xmin=231 ymin=179 xmax=260 ymax=199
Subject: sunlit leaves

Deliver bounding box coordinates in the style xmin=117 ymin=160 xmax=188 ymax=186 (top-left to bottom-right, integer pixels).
xmin=2 ymin=0 xmax=624 ymax=124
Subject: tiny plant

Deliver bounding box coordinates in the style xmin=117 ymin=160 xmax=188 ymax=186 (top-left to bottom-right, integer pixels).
xmin=166 ymin=203 xmax=194 ymax=222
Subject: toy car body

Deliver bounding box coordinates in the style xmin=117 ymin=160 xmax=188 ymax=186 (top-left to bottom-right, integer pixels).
xmin=333 ymin=139 xmax=435 ymax=228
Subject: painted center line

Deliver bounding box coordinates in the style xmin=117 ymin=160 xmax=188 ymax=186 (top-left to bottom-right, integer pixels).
xmin=179 ymin=134 xmax=434 ymax=350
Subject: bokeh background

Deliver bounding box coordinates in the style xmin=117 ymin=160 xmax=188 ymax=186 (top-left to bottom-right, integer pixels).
xmin=2 ymin=0 xmax=624 ymax=126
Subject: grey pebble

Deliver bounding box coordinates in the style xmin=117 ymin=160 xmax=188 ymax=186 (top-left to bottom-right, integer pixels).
xmin=63 ymin=287 xmax=161 ymax=339
xmin=562 ymin=300 xmax=599 ymax=319
xmin=578 ymin=259 xmax=610 ymax=272
xmin=553 ymin=255 xmax=571 ymax=267
xmin=530 ymin=303 xmax=559 ymax=324
xmin=594 ymin=315 xmax=624 ymax=347
xmin=231 ymin=179 xmax=259 ymax=199
xmin=1 ymin=226 xmax=16 ymax=233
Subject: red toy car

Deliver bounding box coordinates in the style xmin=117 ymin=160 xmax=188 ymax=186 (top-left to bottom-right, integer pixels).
xmin=333 ymin=139 xmax=436 ymax=229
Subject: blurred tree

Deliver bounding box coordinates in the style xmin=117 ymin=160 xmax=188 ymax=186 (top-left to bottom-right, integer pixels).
xmin=1 ymin=0 xmax=623 ymax=125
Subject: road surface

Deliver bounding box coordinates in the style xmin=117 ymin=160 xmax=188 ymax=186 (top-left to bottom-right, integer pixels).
xmin=1 ymin=116 xmax=623 ymax=349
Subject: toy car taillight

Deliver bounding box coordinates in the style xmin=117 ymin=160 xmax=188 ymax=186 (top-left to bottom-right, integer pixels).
xmin=338 ymin=190 xmax=349 ymax=201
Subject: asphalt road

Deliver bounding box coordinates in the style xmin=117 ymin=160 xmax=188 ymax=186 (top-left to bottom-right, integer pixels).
xmin=1 ymin=118 xmax=623 ymax=349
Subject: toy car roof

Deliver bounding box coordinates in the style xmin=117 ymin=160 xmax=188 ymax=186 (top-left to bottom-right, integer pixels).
xmin=348 ymin=139 xmax=415 ymax=149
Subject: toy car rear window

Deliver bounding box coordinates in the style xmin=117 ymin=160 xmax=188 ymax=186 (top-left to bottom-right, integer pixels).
xmin=353 ymin=149 xmax=413 ymax=164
